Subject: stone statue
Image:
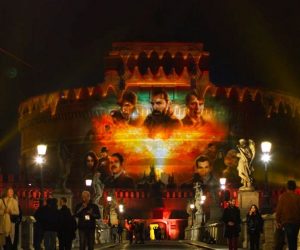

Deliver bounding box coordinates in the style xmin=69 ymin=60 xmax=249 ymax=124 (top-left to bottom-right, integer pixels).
xmin=194 ymin=182 xmax=203 ymax=214
xmin=56 ymin=141 xmax=72 ymax=193
xmin=236 ymin=139 xmax=255 ymax=190
xmin=93 ymin=171 xmax=104 ymax=205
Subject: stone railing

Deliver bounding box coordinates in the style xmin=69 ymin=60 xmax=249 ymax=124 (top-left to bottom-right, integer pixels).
xmin=19 ymin=216 xmax=113 ymax=250
xmin=185 ymin=213 xmax=300 ymax=249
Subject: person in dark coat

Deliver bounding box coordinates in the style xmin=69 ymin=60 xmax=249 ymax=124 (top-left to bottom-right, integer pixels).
xmin=41 ymin=198 xmax=60 ymax=250
xmin=58 ymin=197 xmax=77 ymax=250
xmin=12 ymin=203 xmax=22 ymax=250
xmin=128 ymin=221 xmax=134 ymax=244
xmin=246 ymin=204 xmax=263 ymax=250
xmin=222 ymin=198 xmax=241 ymax=250
xmin=35 ymin=198 xmax=59 ymax=250
xmin=74 ymin=191 xmax=100 ymax=250
xmin=33 ymin=202 xmax=46 ymax=250
xmin=117 ymin=223 xmax=123 ymax=243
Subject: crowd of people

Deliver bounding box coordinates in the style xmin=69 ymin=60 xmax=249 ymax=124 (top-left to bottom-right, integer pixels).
xmin=127 ymin=221 xmax=166 ymax=244
xmin=0 ymin=178 xmax=299 ymax=250
xmin=34 ymin=197 xmax=77 ymax=250
xmin=221 ymin=179 xmax=300 ymax=250
xmin=33 ymin=190 xmax=101 ymax=250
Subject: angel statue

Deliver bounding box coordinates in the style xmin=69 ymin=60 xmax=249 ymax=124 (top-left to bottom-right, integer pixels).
xmin=55 ymin=141 xmax=72 ymax=193
xmin=93 ymin=171 xmax=104 ymax=205
xmin=236 ymin=139 xmax=255 ymax=190
xmin=194 ymin=182 xmax=203 ymax=214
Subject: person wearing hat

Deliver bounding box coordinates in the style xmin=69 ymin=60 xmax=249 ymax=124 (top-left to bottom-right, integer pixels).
xmin=97 ymin=147 xmax=110 ymax=181
xmin=110 ymin=90 xmax=141 ymax=126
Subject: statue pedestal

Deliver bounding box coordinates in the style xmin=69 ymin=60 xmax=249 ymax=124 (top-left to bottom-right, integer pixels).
xmin=52 ymin=192 xmax=73 ymax=210
xmin=208 ymin=205 xmax=222 ymax=223
xmin=238 ymin=189 xmax=259 ymax=218
xmin=195 ymin=212 xmax=204 ymax=226
xmin=110 ymin=210 xmax=118 ymax=225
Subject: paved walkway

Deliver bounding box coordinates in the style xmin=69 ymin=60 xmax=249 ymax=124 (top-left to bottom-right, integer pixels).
xmin=90 ymin=240 xmax=245 ymax=250
xmin=88 ymin=240 xmax=237 ymax=250
xmin=181 ymin=240 xmax=228 ymax=250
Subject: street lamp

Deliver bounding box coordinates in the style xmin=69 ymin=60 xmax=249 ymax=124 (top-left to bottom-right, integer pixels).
xmin=118 ymin=204 xmax=124 ymax=213
xmin=107 ymin=195 xmax=112 ymax=225
xmin=118 ymin=203 xmax=124 ymax=224
xmin=85 ymin=178 xmax=92 ymax=187
xmin=261 ymin=141 xmax=272 ymax=214
xmin=189 ymin=203 xmax=195 ymax=227
xmin=219 ymin=178 xmax=226 ymax=190
xmin=219 ymin=178 xmax=227 ymax=208
xmin=35 ymin=144 xmax=47 ymax=205
xmin=200 ymin=195 xmax=206 ymax=225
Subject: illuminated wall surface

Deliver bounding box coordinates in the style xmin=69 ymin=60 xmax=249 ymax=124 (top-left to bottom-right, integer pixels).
xmin=89 ymin=90 xmax=227 ymax=186
xmin=18 ymin=42 xmax=300 ymax=188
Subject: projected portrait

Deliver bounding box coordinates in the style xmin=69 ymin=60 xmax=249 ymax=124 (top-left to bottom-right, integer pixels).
xmin=110 ymin=90 xmax=142 ymax=127
xmin=105 ymin=153 xmax=134 ymax=189
xmin=90 ymin=87 xmax=228 ymax=185
xmin=182 ymin=91 xmax=205 ymax=127
xmin=143 ymin=88 xmax=182 ymax=136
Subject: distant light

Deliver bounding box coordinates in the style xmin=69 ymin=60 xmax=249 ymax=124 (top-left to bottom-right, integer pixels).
xmin=220 ymin=178 xmax=226 ymax=190
xmin=219 ymin=178 xmax=226 ymax=185
xmin=85 ymin=179 xmax=92 ymax=186
xmin=261 ymin=141 xmax=272 ymax=154
xmin=35 ymin=155 xmax=44 ymax=165
xmin=190 ymin=203 xmax=195 ymax=209
xmin=107 ymin=196 xmax=112 ymax=202
xmin=261 ymin=153 xmax=271 ymax=163
xmin=28 ymin=183 xmax=32 ymax=186
xmin=37 ymin=144 xmax=47 ymax=155
xmin=119 ymin=204 xmax=124 ymax=213
xmin=201 ymin=195 xmax=206 ymax=204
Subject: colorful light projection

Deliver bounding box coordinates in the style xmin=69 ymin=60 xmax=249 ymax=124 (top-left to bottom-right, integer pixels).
xmin=92 ymin=91 xmax=228 ymax=184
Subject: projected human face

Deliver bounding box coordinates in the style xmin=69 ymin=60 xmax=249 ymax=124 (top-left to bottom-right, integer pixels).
xmin=121 ymin=101 xmax=135 ymax=119
xmin=100 ymin=151 xmax=108 ymax=158
xmin=151 ymin=94 xmax=168 ymax=115
xmin=196 ymin=160 xmax=212 ymax=178
xmin=109 ymin=156 xmax=122 ymax=174
xmin=187 ymin=95 xmax=204 ymax=117
xmin=86 ymin=155 xmax=95 ymax=169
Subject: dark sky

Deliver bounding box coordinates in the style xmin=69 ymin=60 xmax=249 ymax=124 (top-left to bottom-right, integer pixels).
xmin=1 ymin=0 xmax=300 ymax=173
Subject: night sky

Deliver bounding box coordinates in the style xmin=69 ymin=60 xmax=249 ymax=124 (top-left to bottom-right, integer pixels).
xmin=1 ymin=0 xmax=300 ymax=173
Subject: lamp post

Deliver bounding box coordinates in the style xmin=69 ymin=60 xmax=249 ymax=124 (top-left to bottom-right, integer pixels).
xmin=107 ymin=195 xmax=112 ymax=226
xmin=189 ymin=203 xmax=195 ymax=227
xmin=118 ymin=203 xmax=124 ymax=225
xmin=219 ymin=178 xmax=226 ymax=190
xmin=261 ymin=141 xmax=272 ymax=214
xmin=200 ymin=195 xmax=206 ymax=225
xmin=219 ymin=178 xmax=227 ymax=208
xmin=118 ymin=204 xmax=124 ymax=213
xmin=35 ymin=144 xmax=47 ymax=205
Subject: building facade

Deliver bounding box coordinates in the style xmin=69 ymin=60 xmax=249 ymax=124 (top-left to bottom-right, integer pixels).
xmin=18 ymin=42 xmax=300 ymax=239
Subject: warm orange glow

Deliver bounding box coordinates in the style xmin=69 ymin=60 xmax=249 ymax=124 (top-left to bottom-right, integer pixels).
xmin=93 ymin=114 xmax=227 ymax=183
